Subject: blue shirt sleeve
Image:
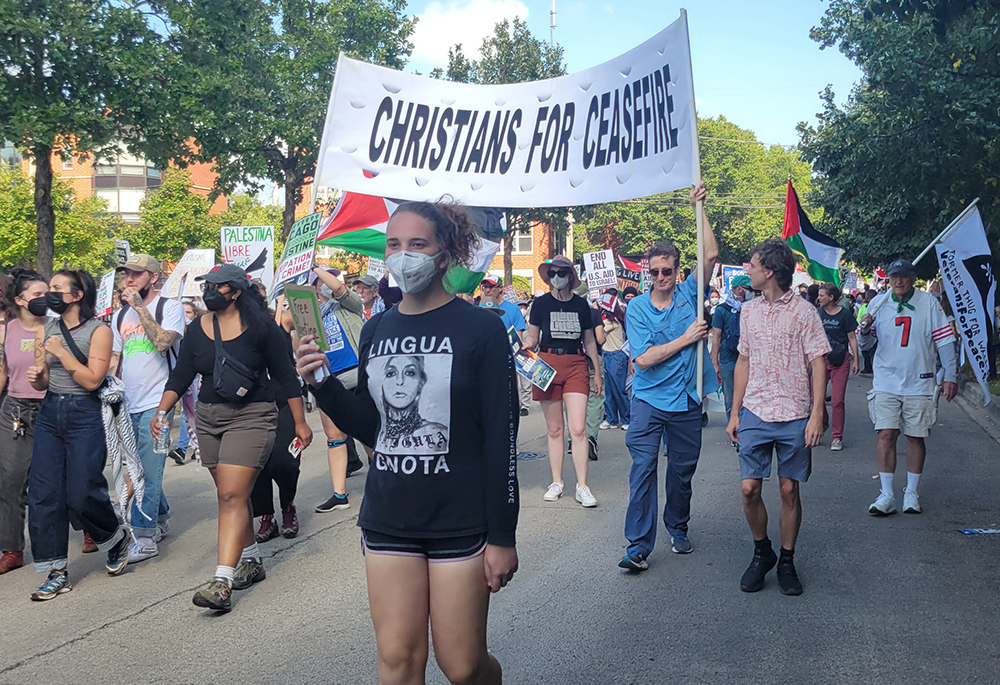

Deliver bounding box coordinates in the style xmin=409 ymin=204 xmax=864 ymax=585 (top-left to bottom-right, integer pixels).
xmin=501 ymin=301 xmax=526 ymax=332
xmin=625 ymin=298 xmax=654 ymax=360
xmin=711 ymin=306 xmax=727 ymax=330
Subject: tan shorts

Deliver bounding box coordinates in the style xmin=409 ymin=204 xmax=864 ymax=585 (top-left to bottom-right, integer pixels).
xmin=196 ymin=401 xmax=278 ymax=469
xmin=867 ymin=391 xmax=937 ymax=438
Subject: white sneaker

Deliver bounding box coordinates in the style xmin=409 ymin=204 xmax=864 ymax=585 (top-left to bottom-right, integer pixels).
xmin=127 ymin=537 xmax=159 ymax=563
xmin=620 ymin=423 xmax=629 ymax=431
xmin=599 ymin=421 xmax=614 ymax=430
xmin=543 ymin=482 xmax=564 ymax=502
xmin=153 ymin=521 xmax=170 ymax=542
xmin=903 ymin=490 xmax=921 ymax=514
xmin=868 ymin=493 xmax=897 ymax=516
xmin=575 ymin=485 xmax=597 ymax=508
xmin=831 ymin=439 xmax=843 ymax=451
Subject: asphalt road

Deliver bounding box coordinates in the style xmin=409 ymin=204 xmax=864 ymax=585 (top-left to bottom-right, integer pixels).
xmin=1 ymin=375 xmax=998 ymax=684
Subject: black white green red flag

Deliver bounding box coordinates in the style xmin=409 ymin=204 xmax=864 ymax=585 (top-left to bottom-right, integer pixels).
xmin=782 ymin=179 xmax=843 ymax=285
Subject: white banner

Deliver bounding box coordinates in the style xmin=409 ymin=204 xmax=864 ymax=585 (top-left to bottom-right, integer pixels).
xmin=935 ymin=207 xmax=996 ymax=405
xmin=162 ymin=249 xmax=216 ymax=298
xmin=96 ymin=270 xmax=116 ymax=318
xmin=315 ymin=12 xmax=696 ymax=207
xmin=584 ymin=249 xmax=618 ymax=293
xmin=221 ymin=225 xmax=275 ymax=290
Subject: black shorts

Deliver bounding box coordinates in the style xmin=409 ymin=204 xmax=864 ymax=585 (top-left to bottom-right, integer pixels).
xmin=361 ymin=529 xmax=488 ymax=562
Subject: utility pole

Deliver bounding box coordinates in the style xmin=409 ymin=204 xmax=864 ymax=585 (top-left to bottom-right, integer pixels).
xmin=550 ymin=0 xmax=556 ymax=47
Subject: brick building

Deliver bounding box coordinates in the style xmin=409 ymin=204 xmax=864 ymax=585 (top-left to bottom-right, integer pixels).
xmin=485 ymin=221 xmax=571 ymax=294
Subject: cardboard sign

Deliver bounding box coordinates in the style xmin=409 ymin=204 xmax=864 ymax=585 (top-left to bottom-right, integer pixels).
xmin=275 ymin=212 xmax=324 ymax=289
xmin=95 ymin=270 xmax=116 ymax=318
xmin=502 ymin=284 xmax=518 ymax=303
xmin=584 ymin=250 xmax=618 ymax=294
xmin=284 ymin=284 xmax=328 ymax=352
xmin=367 ymin=257 xmax=386 ymax=279
xmin=161 ymin=249 xmax=215 ymax=298
xmin=221 ymin=225 xmax=275 ymax=290
xmin=114 ymin=239 xmax=131 ymax=266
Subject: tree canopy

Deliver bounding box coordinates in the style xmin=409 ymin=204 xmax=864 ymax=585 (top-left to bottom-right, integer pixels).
xmin=797 ymin=0 xmax=999 ymax=274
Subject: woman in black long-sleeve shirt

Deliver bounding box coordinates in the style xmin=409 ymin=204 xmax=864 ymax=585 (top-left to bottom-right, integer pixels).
xmin=153 ymin=264 xmax=312 ymax=613
xmin=297 ymin=201 xmax=519 ymax=685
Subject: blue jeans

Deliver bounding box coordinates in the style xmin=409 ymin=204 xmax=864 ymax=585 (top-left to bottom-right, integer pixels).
xmin=29 ymin=394 xmax=123 ymax=572
xmin=602 ymin=350 xmax=630 ymax=425
xmin=624 ymin=397 xmax=703 ymax=558
xmin=720 ymin=360 xmax=736 ymax=421
xmin=129 ymin=408 xmax=171 ymax=537
xmin=177 ymin=414 xmax=189 ymax=451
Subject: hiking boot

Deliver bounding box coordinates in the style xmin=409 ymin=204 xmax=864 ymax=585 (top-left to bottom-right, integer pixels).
xmin=587 ymin=435 xmax=599 ymax=461
xmin=0 ymin=551 xmax=24 ymax=574
xmin=255 ymin=515 xmax=279 ymax=543
xmin=740 ymin=544 xmax=778 ymax=593
xmin=777 ymin=557 xmax=803 ymax=596
xmin=192 ymin=580 xmax=232 ymax=612
xmin=106 ymin=533 xmax=129 ymax=575
xmin=618 ymin=553 xmax=648 ymax=572
xmin=280 ymin=505 xmax=299 ymax=539
xmin=232 ymin=558 xmax=266 ymax=590
xmin=315 ymin=493 xmax=350 ymax=513
xmin=168 ymin=447 xmax=186 ymax=466
xmin=82 ymin=532 xmax=98 ymax=554
xmin=30 ymin=570 xmax=72 ymax=601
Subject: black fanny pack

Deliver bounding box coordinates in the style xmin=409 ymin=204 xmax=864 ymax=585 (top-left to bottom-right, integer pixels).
xmin=212 ymin=316 xmax=260 ymax=402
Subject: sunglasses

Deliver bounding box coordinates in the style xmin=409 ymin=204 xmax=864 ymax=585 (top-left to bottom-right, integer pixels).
xmin=547 ymin=269 xmax=571 ymax=279
xmin=648 ymin=267 xmax=675 ymax=279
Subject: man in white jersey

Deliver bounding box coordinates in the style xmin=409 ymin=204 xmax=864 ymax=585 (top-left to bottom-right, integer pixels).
xmin=859 ymin=259 xmax=957 ymax=516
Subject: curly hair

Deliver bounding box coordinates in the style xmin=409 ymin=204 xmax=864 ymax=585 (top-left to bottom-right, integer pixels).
xmin=646 ymin=241 xmax=681 ymax=266
xmin=392 ymin=198 xmax=482 ymax=267
xmin=3 ymin=267 xmax=46 ymax=319
xmin=751 ymin=238 xmax=796 ymax=292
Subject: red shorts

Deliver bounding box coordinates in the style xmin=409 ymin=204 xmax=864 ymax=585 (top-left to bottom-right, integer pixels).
xmin=533 ymin=350 xmax=590 ymax=401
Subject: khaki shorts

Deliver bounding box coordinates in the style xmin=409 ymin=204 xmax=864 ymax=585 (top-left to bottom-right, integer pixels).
xmin=867 ymin=391 xmax=937 ymax=438
xmin=196 ymin=401 xmax=278 ymax=469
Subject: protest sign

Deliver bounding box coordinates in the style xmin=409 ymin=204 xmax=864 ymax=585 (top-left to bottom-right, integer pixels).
xmin=285 ymin=284 xmax=330 ymax=382
xmin=508 ymin=326 xmax=556 ymax=390
xmin=114 ymin=239 xmax=131 ymax=266
xmin=275 ymin=212 xmax=324 ymax=289
xmin=161 ymin=249 xmax=215 ymax=298
xmin=314 ymin=12 xmax=696 ymax=208
xmin=96 ymin=270 xmax=116 ymax=318
xmin=639 ymin=258 xmax=650 ymax=292
xmin=722 ymin=264 xmax=747 ymax=293
xmin=584 ymin=250 xmax=618 ymax=295
xmin=843 ymin=269 xmax=858 ymax=293
xmin=221 ymin=225 xmax=275 ymax=290
xmin=503 ymin=285 xmax=518 ymax=303
xmin=367 ymin=257 xmax=386 ymax=279
xmin=617 ymin=255 xmax=642 ymax=291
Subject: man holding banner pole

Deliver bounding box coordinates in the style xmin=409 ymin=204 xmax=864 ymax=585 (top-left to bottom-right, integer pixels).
xmin=619 ymin=183 xmax=719 ymax=572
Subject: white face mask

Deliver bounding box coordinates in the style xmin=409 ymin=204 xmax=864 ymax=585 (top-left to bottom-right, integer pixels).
xmin=550 ymin=274 xmax=570 ymax=290
xmin=385 ymin=250 xmax=442 ymax=294
xmin=710 ymin=296 xmax=720 ymax=305
xmin=744 ymin=290 xmax=754 ymax=301
xmin=319 ymin=284 xmax=333 ymax=300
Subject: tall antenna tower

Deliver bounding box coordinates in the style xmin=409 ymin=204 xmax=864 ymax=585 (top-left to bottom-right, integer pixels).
xmin=550 ymin=0 xmax=556 ymax=47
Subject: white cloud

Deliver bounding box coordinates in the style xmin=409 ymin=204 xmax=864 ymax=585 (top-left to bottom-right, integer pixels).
xmin=604 ymin=3 xmax=613 ymax=14
xmin=411 ymin=0 xmax=530 ymax=68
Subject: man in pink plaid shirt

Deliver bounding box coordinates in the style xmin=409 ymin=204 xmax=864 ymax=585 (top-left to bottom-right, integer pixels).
xmin=726 ymin=239 xmax=830 ymax=597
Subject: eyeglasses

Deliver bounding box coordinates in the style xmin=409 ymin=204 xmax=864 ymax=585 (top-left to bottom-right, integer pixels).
xmin=547 ymin=269 xmax=571 ymax=278
xmin=482 ymin=283 xmax=500 ymax=289
xmin=648 ymin=267 xmax=675 ymax=279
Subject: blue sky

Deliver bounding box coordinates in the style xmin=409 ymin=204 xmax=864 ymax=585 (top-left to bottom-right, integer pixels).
xmin=406 ymin=0 xmax=864 ymax=146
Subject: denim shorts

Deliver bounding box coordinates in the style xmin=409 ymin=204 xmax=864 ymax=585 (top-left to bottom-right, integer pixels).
xmin=737 ymin=408 xmax=811 ymax=483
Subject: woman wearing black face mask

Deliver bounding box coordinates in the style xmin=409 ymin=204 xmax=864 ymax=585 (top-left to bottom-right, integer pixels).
xmin=522 ymin=255 xmax=603 ymax=509
xmin=152 ymin=263 xmax=312 ymax=613
xmin=25 ymin=269 xmax=130 ymax=601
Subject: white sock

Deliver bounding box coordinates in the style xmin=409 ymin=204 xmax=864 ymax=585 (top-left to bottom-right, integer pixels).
xmin=879 ymin=472 xmax=894 ymax=498
xmin=214 ymin=565 xmax=235 ymax=587
xmin=241 ymin=542 xmax=261 ymax=561
xmin=905 ymin=472 xmax=921 ymax=495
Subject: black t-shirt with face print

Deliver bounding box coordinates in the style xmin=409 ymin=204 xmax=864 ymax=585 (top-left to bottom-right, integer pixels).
xmin=528 ymin=292 xmax=594 ymax=353
xmin=313 ymin=298 xmax=520 ymax=546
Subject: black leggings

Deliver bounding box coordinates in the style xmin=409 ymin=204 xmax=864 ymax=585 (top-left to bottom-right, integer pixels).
xmin=250 ymin=403 xmax=300 ymax=517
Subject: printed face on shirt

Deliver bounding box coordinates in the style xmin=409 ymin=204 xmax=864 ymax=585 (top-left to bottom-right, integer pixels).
xmin=384 ymin=355 xmax=425 ymax=410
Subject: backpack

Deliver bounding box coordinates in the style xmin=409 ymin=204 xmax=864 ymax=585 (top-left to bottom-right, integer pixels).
xmin=115 ymin=298 xmax=175 ymax=374
xmin=719 ymin=301 xmax=741 ymax=352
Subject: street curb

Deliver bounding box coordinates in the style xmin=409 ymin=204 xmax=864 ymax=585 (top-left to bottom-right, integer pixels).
xmin=956 ymin=379 xmax=1000 ymax=446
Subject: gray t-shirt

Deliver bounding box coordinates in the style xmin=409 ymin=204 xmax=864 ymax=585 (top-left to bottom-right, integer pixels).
xmin=44 ymin=317 xmax=105 ymax=395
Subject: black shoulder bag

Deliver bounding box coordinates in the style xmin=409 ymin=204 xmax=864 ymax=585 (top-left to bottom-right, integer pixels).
xmin=211 ymin=315 xmax=260 ymax=402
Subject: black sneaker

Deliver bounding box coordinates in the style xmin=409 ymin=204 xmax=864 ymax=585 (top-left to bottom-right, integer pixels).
xmin=777 ymin=558 xmax=803 ymax=596
xmin=618 ymin=552 xmax=648 ymax=572
xmin=739 ymin=545 xmax=777 ymax=592
xmin=168 ymin=447 xmax=186 ymax=466
xmin=315 ymin=493 xmax=350 ymax=513
xmin=519 ymin=408 xmax=529 ymax=417
xmin=587 ymin=436 xmax=599 ymax=461
xmin=105 ymin=532 xmax=129 ymax=576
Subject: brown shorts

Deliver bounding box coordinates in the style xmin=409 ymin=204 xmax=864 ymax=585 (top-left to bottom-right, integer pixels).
xmin=196 ymin=401 xmax=278 ymax=469
xmin=533 ymin=350 xmax=590 ymax=401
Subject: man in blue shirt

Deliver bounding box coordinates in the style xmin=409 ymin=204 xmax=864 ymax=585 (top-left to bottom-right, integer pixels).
xmin=480 ymin=274 xmax=531 ymax=416
xmin=711 ymin=274 xmax=751 ymax=421
xmin=619 ymin=183 xmax=720 ymax=572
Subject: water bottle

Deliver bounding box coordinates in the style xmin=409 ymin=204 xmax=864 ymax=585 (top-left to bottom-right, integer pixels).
xmin=153 ymin=410 xmax=171 ymax=454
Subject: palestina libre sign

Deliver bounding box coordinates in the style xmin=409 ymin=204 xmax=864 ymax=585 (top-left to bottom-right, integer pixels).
xmin=314 ymin=11 xmax=697 ymax=208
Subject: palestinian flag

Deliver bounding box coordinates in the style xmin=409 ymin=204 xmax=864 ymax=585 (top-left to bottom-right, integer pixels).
xmin=782 ymin=179 xmax=843 ymax=285
xmin=315 ymin=191 xmax=501 ymax=295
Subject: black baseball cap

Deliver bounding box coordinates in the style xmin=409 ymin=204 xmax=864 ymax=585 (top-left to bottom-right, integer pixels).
xmin=195 ymin=263 xmax=251 ymax=289
xmin=886 ymin=259 xmax=915 ymax=277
